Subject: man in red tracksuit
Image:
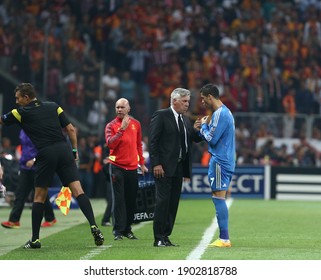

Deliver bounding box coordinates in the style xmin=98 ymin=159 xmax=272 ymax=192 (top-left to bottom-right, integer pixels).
xmin=105 ymin=98 xmax=148 ymax=240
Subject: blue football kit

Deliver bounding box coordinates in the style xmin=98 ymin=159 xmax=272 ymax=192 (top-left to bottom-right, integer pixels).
xmin=200 ymin=104 xmax=235 ymax=191
xmin=200 ymin=104 xmax=236 ymax=242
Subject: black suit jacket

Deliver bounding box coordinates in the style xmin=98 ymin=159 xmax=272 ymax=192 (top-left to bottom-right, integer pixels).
xmin=149 ymin=108 xmax=202 ymax=178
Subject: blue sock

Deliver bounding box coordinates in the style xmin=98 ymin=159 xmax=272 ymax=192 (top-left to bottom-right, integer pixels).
xmin=212 ymin=197 xmax=229 ymax=240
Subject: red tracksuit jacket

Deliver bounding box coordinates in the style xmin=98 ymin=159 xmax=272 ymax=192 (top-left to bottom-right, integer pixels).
xmin=105 ymin=116 xmax=145 ymax=170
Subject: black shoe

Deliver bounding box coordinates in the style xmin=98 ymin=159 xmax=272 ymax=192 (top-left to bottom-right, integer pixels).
xmin=153 ymin=239 xmax=167 ymax=247
xmin=124 ymin=231 xmax=138 ymax=240
xmin=164 ymin=237 xmax=178 ymax=247
xmin=24 ymin=239 xmax=41 ymax=249
xmin=91 ymin=226 xmax=104 ymax=246
xmin=114 ymin=235 xmax=123 ymax=241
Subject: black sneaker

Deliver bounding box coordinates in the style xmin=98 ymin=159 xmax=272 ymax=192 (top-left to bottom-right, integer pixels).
xmin=114 ymin=235 xmax=123 ymax=241
xmin=91 ymin=226 xmax=104 ymax=246
xmin=124 ymin=232 xmax=138 ymax=240
xmin=24 ymin=239 xmax=41 ymax=249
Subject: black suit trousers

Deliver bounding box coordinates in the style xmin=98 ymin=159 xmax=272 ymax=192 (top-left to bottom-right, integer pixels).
xmin=153 ymin=162 xmax=183 ymax=240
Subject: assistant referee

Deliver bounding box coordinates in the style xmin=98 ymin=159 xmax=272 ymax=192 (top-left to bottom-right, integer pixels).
xmin=0 ymin=83 xmax=104 ymax=249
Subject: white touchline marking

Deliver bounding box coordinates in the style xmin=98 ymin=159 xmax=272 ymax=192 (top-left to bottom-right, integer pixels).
xmin=80 ymin=245 xmax=113 ymax=260
xmin=186 ymin=198 xmax=233 ymax=260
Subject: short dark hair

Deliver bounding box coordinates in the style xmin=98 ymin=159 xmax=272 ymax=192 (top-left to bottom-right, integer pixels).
xmin=200 ymin=83 xmax=220 ymax=99
xmin=15 ymin=83 xmax=36 ymax=99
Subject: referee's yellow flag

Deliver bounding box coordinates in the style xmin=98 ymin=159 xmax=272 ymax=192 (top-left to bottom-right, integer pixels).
xmin=55 ymin=186 xmax=72 ymax=215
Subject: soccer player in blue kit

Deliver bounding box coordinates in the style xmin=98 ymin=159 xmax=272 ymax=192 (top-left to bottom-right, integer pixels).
xmin=197 ymin=83 xmax=235 ymax=248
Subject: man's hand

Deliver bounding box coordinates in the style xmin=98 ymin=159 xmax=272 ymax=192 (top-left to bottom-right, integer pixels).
xmin=201 ymin=116 xmax=208 ymax=125
xmin=26 ymin=158 xmax=36 ymax=168
xmin=153 ymin=164 xmax=164 ymax=178
xmin=140 ymin=164 xmax=149 ymax=175
xmin=121 ymin=114 xmax=130 ymax=130
xmin=194 ymin=117 xmax=202 ymax=131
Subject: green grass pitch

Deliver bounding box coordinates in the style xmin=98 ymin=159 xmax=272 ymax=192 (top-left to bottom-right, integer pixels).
xmin=1 ymin=198 xmax=321 ymax=260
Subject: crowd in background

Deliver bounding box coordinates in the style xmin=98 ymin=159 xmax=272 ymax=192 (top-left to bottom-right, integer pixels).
xmin=1 ymin=0 xmax=321 ymax=196
xmin=1 ymin=1 xmax=321 ymax=120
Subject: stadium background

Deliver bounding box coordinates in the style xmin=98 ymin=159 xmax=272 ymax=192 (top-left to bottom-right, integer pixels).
xmin=1 ymin=0 xmax=321 ymax=199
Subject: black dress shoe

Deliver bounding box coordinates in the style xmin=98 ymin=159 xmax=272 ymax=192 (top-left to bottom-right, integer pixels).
xmin=164 ymin=238 xmax=178 ymax=247
xmin=153 ymin=239 xmax=166 ymax=247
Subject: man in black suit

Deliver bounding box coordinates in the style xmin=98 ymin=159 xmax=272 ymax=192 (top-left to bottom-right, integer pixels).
xmin=149 ymin=88 xmax=202 ymax=247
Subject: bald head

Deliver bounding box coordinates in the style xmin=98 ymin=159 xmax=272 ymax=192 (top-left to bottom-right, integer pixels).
xmin=115 ymin=98 xmax=130 ymax=118
xmin=116 ymin=98 xmax=129 ymax=107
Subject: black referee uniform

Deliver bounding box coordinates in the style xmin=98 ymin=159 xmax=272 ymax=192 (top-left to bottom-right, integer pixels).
xmin=1 ymin=84 xmax=104 ymax=248
xmin=3 ymin=100 xmax=79 ymax=187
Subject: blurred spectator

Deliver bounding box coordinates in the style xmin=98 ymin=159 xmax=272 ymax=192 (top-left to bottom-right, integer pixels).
xmin=84 ymin=74 xmax=100 ymax=119
xmin=82 ymin=48 xmax=101 ymax=82
xmin=78 ymin=135 xmax=94 ymax=198
xmin=126 ymin=40 xmax=150 ymax=85
xmin=255 ymin=122 xmax=273 ymax=139
xmin=11 ymin=34 xmax=31 ymax=82
xmin=282 ymin=87 xmax=296 ymax=138
xmin=264 ymin=60 xmax=283 ymax=113
xmin=1 ymin=137 xmax=15 ymax=157
xmin=0 ymin=22 xmax=13 ymax=73
xmin=87 ymin=99 xmax=108 ymax=132
xmin=257 ymin=138 xmax=278 ymax=165
xmin=303 ymin=12 xmax=321 ymax=48
xmin=88 ymin=134 xmax=105 ymax=198
xmin=63 ymin=70 xmax=86 ymax=122
xmin=235 ymin=121 xmax=251 ymax=148
xmin=119 ymin=71 xmax=136 ymax=114
xmin=275 ymin=144 xmax=292 ymax=166
xmin=46 ymin=60 xmax=63 ymax=104
xmin=296 ymin=81 xmax=315 ymax=115
xmin=102 ymin=66 xmax=120 ymax=111
xmin=112 ymin=33 xmax=132 ymax=72
xmin=63 ymin=49 xmax=82 ymax=77
xmin=292 ymin=137 xmax=319 ymax=166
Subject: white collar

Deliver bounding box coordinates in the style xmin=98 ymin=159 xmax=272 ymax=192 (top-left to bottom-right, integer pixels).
xmin=170 ymin=106 xmax=180 ymax=119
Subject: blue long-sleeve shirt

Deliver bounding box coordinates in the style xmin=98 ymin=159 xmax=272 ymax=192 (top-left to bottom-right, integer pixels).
xmin=200 ymin=105 xmax=235 ymax=172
